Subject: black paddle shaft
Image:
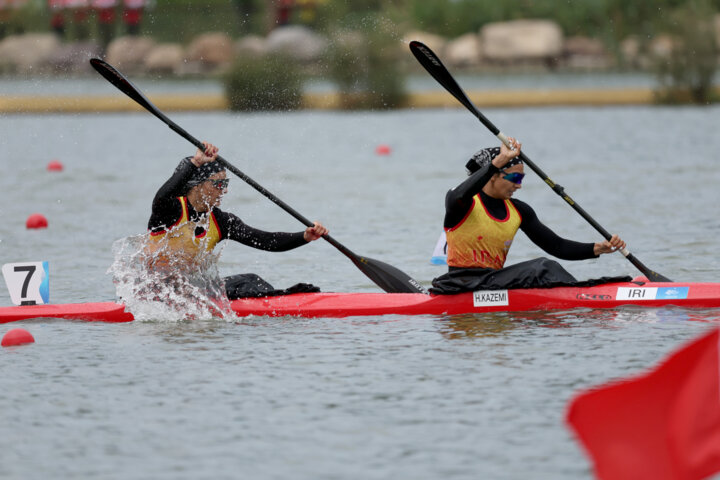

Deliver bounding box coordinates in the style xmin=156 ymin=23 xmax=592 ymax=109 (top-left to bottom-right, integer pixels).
xmin=409 ymin=41 xmax=671 ymax=283
xmin=89 ymin=58 xmax=426 ymax=294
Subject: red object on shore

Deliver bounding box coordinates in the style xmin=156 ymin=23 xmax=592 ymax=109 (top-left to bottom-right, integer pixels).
xmin=26 ymin=214 xmax=48 ymax=229
xmin=47 ymin=159 xmax=64 ymax=172
xmin=2 ymin=328 xmax=35 ymax=347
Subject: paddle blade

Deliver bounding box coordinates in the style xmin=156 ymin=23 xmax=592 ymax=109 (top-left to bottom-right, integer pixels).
xmin=627 ymin=254 xmax=672 ymax=282
xmin=410 ymin=41 xmax=501 ymax=136
xmin=350 ymin=255 xmax=427 ymax=294
xmin=409 ymin=42 xmax=466 ymax=103
xmin=647 ymin=271 xmax=673 ymax=283
xmin=89 ymin=58 xmax=167 ymax=122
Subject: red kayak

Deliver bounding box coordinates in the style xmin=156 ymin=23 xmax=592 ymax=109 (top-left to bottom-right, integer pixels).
xmin=0 ymin=301 xmax=134 ymax=324
xmin=2 ymin=280 xmax=720 ymax=323
xmin=230 ymin=281 xmax=720 ymax=317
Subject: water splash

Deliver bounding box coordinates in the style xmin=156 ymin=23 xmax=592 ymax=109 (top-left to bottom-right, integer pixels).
xmin=107 ymin=233 xmax=233 ymax=322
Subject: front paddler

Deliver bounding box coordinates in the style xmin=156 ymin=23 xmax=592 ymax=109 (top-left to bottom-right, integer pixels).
xmin=145 ymin=141 xmax=328 ymax=296
xmin=432 ymin=137 xmax=627 ymax=293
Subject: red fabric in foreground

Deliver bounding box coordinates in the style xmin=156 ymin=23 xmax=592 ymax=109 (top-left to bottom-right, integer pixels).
xmin=566 ymin=327 xmax=720 ymax=480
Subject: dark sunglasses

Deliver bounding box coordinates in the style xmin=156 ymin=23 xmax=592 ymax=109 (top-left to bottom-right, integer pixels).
xmin=208 ymin=178 xmax=229 ymax=189
xmin=501 ymin=172 xmax=525 ymax=185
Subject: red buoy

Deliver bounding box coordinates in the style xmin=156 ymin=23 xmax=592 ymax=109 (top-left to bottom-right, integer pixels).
xmin=2 ymin=328 xmax=35 ymax=347
xmin=47 ymin=160 xmax=64 ymax=172
xmin=26 ymin=213 xmax=48 ymax=229
xmin=375 ymin=144 xmax=391 ymax=155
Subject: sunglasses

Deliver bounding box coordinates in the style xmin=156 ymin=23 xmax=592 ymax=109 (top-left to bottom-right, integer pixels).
xmin=208 ymin=178 xmax=229 ymax=189
xmin=501 ymin=172 xmax=525 ymax=185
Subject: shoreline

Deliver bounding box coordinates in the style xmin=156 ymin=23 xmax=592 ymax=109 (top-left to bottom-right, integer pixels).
xmin=1 ymin=87 xmax=717 ymax=113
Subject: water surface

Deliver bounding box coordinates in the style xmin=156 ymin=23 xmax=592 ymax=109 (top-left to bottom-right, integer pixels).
xmin=1 ymin=106 xmax=719 ymax=479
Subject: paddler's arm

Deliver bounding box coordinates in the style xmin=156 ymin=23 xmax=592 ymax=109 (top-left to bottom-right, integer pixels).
xmin=151 ymin=144 xmax=217 ymax=206
xmin=515 ymin=200 xmax=598 ymax=260
xmin=444 ymin=164 xmax=498 ymax=228
xmin=516 ymin=200 xmax=626 ymax=258
xmin=217 ymin=210 xmax=327 ymax=251
xmin=152 ymin=157 xmax=196 ymax=203
xmin=147 ymin=157 xmax=197 ymax=231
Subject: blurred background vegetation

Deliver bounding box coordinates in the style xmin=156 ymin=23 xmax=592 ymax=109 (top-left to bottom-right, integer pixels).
xmin=1 ymin=0 xmax=718 ymax=108
xmin=4 ymin=0 xmax=717 ymax=45
xmin=224 ymin=52 xmax=304 ymax=110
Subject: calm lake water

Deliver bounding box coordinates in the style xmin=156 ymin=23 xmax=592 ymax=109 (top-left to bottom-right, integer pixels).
xmin=1 ymin=104 xmax=720 ymax=479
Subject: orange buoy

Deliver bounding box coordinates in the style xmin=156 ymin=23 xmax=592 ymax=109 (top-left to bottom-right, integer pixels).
xmin=47 ymin=160 xmax=64 ymax=172
xmin=26 ymin=213 xmax=48 ymax=229
xmin=2 ymin=328 xmax=35 ymax=347
xmin=375 ymin=144 xmax=391 ymax=155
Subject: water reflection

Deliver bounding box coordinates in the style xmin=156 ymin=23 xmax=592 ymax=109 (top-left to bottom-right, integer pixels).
xmin=436 ymin=307 xmax=720 ymax=339
xmin=437 ymin=310 xmax=576 ymax=339
xmin=611 ymin=306 xmax=720 ymax=324
xmin=125 ymin=318 xmax=237 ymax=348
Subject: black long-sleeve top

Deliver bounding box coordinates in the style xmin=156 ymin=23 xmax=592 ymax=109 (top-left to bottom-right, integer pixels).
xmin=147 ymin=158 xmax=307 ymax=251
xmin=444 ymin=160 xmax=597 ymax=261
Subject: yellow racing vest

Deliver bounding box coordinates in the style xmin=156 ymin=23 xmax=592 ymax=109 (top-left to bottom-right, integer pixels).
xmin=145 ymin=196 xmax=222 ymax=270
xmin=446 ymin=194 xmax=522 ymax=269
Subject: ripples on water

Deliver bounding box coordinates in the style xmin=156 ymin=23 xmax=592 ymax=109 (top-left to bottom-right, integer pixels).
xmin=1 ymin=106 xmax=719 ymax=479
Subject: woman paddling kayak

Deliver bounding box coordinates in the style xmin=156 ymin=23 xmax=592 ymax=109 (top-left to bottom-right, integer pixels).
xmin=431 ymin=137 xmax=628 ymax=294
xmin=143 ymin=141 xmax=328 ymax=299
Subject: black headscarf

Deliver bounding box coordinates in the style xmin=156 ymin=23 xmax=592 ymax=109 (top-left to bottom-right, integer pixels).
xmin=184 ymin=159 xmax=226 ymax=189
xmin=465 ymin=147 xmax=522 ymax=175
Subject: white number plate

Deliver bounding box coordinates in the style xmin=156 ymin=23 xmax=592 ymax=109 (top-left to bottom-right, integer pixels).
xmin=2 ymin=261 xmax=49 ymax=306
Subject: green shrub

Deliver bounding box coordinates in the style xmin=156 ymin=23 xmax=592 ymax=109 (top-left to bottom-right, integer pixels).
xmin=325 ymin=17 xmax=407 ymax=110
xmin=653 ymin=0 xmax=719 ymax=104
xmin=223 ymin=54 xmax=304 ymax=111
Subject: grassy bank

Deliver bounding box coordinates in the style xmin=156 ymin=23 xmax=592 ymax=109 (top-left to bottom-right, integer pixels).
xmin=7 ymin=86 xmax=720 ymax=114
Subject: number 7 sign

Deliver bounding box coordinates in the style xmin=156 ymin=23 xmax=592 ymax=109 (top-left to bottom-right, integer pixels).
xmin=2 ymin=262 xmax=49 ymax=306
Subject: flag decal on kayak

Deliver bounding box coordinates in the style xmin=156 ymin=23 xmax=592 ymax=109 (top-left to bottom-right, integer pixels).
xmin=617 ymin=286 xmax=689 ymax=301
xmin=473 ymin=290 xmax=509 ymax=307
xmin=657 ymin=287 xmax=689 ymax=299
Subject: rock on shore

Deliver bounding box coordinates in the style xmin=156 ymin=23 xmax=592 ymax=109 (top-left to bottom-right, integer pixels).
xmin=2 ymin=17 xmax=719 ymax=76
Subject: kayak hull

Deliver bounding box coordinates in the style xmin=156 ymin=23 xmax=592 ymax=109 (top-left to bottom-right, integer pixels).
xmin=0 ymin=301 xmax=134 ymax=323
xmin=1 ymin=281 xmax=719 ymax=323
xmin=230 ymin=281 xmax=720 ymax=318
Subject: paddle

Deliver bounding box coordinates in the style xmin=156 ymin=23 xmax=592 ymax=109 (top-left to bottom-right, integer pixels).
xmin=89 ymin=58 xmax=426 ymax=294
xmin=409 ymin=41 xmax=671 ymax=283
